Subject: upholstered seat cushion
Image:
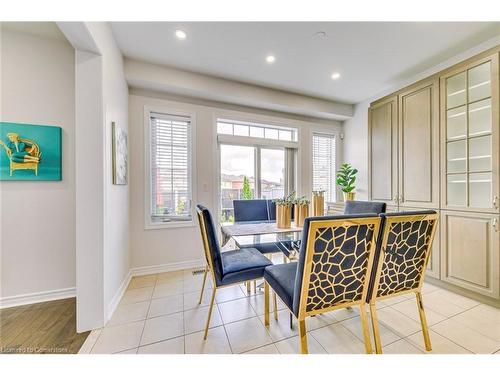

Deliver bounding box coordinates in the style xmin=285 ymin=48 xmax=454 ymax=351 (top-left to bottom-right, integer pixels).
xmin=220 ymin=247 xmax=273 ymax=285
xmin=239 ymin=242 xmax=282 ymax=254
xmin=264 ymin=262 xmax=298 ymax=312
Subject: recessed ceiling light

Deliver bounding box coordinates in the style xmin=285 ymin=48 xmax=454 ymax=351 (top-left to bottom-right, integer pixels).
xmin=266 ymin=55 xmax=276 ymax=63
xmin=331 ymin=72 xmax=341 ymax=80
xmin=175 ymin=30 xmax=187 ymax=40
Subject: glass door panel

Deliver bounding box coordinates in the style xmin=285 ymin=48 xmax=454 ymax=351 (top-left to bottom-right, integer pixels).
xmin=220 ymin=144 xmax=255 ymax=223
xmin=469 ymin=98 xmax=492 ymax=136
xmin=447 ymin=174 xmax=467 ymax=206
xmin=447 ymin=106 xmax=467 ymax=140
xmin=469 ymin=135 xmax=492 ymax=172
xmin=446 ymin=72 xmax=467 ymax=109
xmin=260 ymin=148 xmax=285 ymax=200
xmin=468 ymin=62 xmax=491 ymax=102
xmin=469 ymin=172 xmax=492 ymax=208
xmin=447 ymin=140 xmax=467 ymax=173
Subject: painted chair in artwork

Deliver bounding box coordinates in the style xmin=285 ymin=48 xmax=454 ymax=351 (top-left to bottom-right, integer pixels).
xmin=367 ymin=211 xmax=438 ymax=353
xmin=1 ymin=137 xmax=41 ymax=176
xmin=196 ymin=204 xmax=273 ymax=339
xmin=263 ymin=214 xmax=382 ymax=354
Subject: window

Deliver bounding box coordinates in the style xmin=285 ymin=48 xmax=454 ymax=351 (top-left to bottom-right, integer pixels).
xmin=312 ymin=133 xmax=336 ymax=203
xmin=217 ymin=118 xmax=297 ymax=142
xmin=148 ymin=111 xmax=193 ymax=226
xmin=217 ymin=118 xmax=298 ymax=224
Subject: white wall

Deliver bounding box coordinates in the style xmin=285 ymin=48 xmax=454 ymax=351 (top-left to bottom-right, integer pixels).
xmin=129 ymin=89 xmax=342 ymax=270
xmin=84 ymin=23 xmax=130 ymax=320
xmin=0 ymin=28 xmax=76 ymax=303
xmin=343 ymin=36 xmax=500 ymax=199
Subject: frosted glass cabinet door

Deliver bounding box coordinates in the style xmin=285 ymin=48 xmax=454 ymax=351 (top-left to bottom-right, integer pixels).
xmin=446 ymin=72 xmax=466 ymax=109
xmin=441 ymin=53 xmax=499 ymax=213
xmin=468 ymin=62 xmax=491 ymax=103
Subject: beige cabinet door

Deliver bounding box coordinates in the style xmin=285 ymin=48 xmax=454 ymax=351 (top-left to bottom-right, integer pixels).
xmin=368 ymin=96 xmax=398 ymax=207
xmin=440 ymin=210 xmax=499 ymax=299
xmin=440 ymin=53 xmax=499 ymax=214
xmin=398 ymin=79 xmax=440 ymax=209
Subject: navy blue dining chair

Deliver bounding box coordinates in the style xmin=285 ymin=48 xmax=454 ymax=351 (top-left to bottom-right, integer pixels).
xmin=344 ymin=200 xmax=387 ymax=215
xmin=196 ymin=204 xmax=273 ymax=339
xmin=263 ymin=214 xmax=382 ymax=354
xmin=367 ymin=210 xmax=438 ymax=353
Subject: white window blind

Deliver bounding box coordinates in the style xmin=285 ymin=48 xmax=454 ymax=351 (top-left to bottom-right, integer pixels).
xmin=312 ymin=133 xmax=336 ymax=203
xmin=150 ymin=112 xmax=192 ymax=223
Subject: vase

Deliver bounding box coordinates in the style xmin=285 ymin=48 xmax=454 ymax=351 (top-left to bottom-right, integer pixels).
xmin=276 ymin=205 xmax=291 ymax=229
xmin=312 ymin=192 xmax=324 ymax=216
xmin=343 ymin=192 xmax=355 ymax=201
xmin=294 ymin=204 xmax=309 ymax=227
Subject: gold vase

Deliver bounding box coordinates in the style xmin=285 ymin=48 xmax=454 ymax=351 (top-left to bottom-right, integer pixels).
xmin=312 ymin=192 xmax=324 ymax=216
xmin=343 ymin=192 xmax=355 ymax=201
xmin=276 ymin=205 xmax=291 ymax=229
xmin=294 ymin=204 xmax=309 ymax=227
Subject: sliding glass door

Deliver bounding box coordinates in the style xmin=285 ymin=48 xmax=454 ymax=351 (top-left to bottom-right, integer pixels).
xmin=219 ymin=144 xmax=287 ymax=223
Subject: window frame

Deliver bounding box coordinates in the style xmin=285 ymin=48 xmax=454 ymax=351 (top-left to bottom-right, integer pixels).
xmin=311 ymin=131 xmax=338 ymax=204
xmin=144 ymin=105 xmax=197 ymax=230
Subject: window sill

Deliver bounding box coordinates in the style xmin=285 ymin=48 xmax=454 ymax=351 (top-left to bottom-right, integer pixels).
xmin=144 ymin=220 xmax=196 ymax=230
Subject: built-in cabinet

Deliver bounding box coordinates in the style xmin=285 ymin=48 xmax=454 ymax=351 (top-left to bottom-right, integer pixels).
xmin=368 ymin=47 xmax=500 ymax=303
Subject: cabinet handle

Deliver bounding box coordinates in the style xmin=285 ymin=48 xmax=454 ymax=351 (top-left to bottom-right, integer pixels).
xmin=393 ymin=195 xmax=399 ymax=204
xmin=399 ymin=195 xmax=404 ymax=203
xmin=493 ymin=196 xmax=498 ymax=209
xmin=493 ymin=218 xmax=498 ymax=232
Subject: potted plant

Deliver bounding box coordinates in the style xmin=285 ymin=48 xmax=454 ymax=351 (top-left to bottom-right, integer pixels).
xmin=274 ymin=191 xmax=295 ymax=229
xmin=336 ymin=163 xmax=358 ymax=201
xmin=312 ymin=190 xmax=325 ymax=216
xmin=294 ymin=195 xmax=310 ymax=227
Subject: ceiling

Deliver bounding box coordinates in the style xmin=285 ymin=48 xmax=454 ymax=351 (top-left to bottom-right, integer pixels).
xmin=110 ymin=22 xmax=500 ymax=104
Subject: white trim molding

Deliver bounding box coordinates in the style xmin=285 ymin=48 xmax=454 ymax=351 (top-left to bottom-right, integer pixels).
xmin=105 ymin=271 xmax=132 ymax=323
xmin=130 ymin=259 xmax=205 ymax=278
xmin=0 ymin=287 xmax=76 ymax=309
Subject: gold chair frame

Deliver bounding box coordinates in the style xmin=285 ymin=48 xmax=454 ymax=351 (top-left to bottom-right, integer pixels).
xmin=368 ymin=213 xmax=439 ymax=354
xmin=196 ymin=208 xmax=278 ymax=340
xmin=1 ymin=138 xmax=41 ymax=176
xmin=264 ymin=217 xmax=382 ymax=354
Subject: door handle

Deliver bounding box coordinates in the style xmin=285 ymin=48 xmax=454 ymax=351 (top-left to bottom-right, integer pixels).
xmin=493 ymin=218 xmax=498 ymax=232
xmin=493 ymin=196 xmax=498 ymax=209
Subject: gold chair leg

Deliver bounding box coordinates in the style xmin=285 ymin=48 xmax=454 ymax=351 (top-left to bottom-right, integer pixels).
xmin=359 ymin=304 xmax=373 ymax=354
xmin=369 ymin=302 xmax=382 ymax=354
xmin=264 ymin=281 xmax=270 ymax=327
xmin=253 ymin=280 xmax=257 ymax=294
xmin=416 ymin=292 xmax=432 ymax=351
xmin=203 ymin=288 xmax=217 ymax=340
xmin=246 ymin=281 xmax=251 ymax=294
xmin=273 ymin=292 xmax=278 ymax=320
xmin=298 ymin=319 xmax=308 ymax=354
xmin=198 ymin=265 xmax=208 ymax=304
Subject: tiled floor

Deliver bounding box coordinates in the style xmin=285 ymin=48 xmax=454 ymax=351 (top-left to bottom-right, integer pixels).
xmin=80 ymin=258 xmax=500 ymax=354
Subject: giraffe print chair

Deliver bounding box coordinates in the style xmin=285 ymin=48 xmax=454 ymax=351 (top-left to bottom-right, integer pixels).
xmin=263 ymin=214 xmax=382 ymax=354
xmin=367 ymin=210 xmax=439 ymax=353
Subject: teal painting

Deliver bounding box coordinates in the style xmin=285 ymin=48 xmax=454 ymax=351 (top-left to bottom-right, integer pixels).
xmin=0 ymin=122 xmax=62 ymax=181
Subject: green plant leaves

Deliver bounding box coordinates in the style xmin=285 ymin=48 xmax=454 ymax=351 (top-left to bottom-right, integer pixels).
xmin=336 ymin=163 xmax=357 ymax=193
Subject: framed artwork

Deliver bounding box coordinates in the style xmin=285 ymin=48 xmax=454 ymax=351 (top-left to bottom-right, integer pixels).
xmin=112 ymin=122 xmax=128 ymax=185
xmin=0 ymin=122 xmax=62 ymax=181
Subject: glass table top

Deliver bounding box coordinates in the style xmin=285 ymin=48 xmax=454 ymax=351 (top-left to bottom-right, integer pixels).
xmin=233 ymin=231 xmax=302 ymax=260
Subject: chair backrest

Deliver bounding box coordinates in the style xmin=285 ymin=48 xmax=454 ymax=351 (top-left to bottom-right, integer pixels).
xmin=196 ymin=205 xmax=223 ymax=285
xmin=267 ymin=200 xmax=276 ymax=221
xmin=368 ymin=211 xmax=438 ymax=301
xmin=292 ymin=214 xmax=381 ymax=318
xmin=233 ymin=199 xmax=269 ymax=222
xmin=344 ymin=200 xmax=386 ymax=215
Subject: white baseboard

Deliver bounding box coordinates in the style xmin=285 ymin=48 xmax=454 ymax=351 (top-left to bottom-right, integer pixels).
xmin=0 ymin=287 xmax=76 ymax=309
xmin=106 ymin=270 xmax=132 ymax=323
xmin=130 ymin=259 xmax=205 ymax=277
